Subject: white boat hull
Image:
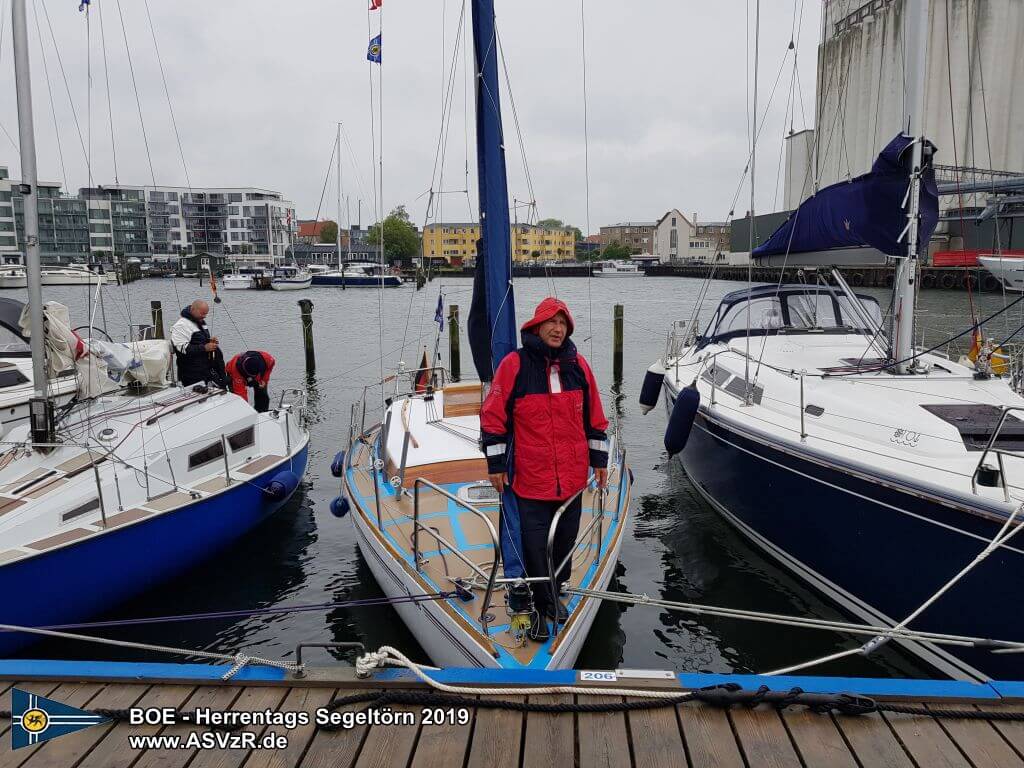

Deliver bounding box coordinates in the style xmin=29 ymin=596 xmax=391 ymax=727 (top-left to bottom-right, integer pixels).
xmin=978 ymin=255 xmax=1024 ymax=292
xmin=270 ymin=278 xmax=312 ymax=291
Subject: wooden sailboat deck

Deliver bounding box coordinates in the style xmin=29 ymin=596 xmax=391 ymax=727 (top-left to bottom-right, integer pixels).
xmin=3 ymin=664 xmax=1024 ymax=767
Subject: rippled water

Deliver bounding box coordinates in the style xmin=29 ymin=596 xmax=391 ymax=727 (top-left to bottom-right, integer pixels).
xmin=10 ymin=274 xmax=1014 ymax=676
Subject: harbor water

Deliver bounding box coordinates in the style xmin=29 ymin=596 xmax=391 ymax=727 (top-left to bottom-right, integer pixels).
xmin=11 ymin=275 xmax=1018 ymax=677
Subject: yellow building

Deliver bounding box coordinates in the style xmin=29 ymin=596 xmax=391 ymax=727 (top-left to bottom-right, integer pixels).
xmin=422 ymin=222 xmax=576 ymax=264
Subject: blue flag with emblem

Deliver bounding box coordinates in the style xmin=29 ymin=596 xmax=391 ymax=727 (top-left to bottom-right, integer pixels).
xmin=367 ymin=34 xmax=382 ymax=64
xmin=11 ymin=688 xmax=109 ymax=750
xmin=434 ymin=293 xmax=444 ymax=331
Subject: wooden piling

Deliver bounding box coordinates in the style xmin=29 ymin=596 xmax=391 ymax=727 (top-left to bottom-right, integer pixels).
xmin=298 ymin=299 xmax=316 ymax=374
xmin=448 ymin=304 xmax=461 ymax=382
xmin=150 ymin=301 xmax=164 ymax=339
xmin=613 ymin=304 xmax=624 ymax=382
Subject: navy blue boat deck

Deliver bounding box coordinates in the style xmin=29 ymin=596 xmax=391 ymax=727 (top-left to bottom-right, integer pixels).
xmin=2 ymin=661 xmax=1024 ymax=766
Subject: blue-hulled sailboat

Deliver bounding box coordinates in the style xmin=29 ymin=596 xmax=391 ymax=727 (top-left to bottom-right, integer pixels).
xmin=338 ymin=0 xmax=631 ymax=669
xmin=645 ymin=0 xmax=1024 ymax=682
xmin=0 ymin=0 xmax=309 ymax=656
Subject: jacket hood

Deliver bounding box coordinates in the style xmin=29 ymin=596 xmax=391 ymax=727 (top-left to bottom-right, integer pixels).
xmin=520 ymin=297 xmax=575 ymax=336
xmin=181 ymin=306 xmax=205 ymax=325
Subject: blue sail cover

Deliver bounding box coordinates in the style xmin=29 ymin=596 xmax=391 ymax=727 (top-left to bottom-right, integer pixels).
xmin=466 ymin=0 xmax=517 ymax=383
xmin=753 ymin=134 xmax=939 ymax=262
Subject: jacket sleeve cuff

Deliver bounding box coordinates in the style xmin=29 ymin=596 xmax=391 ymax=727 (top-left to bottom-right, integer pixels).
xmin=483 ymin=441 xmax=507 ymax=474
xmin=588 ymin=438 xmax=609 ymax=469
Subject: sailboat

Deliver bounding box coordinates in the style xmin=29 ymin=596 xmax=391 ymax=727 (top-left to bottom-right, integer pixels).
xmin=0 ymin=0 xmax=309 ymax=655
xmin=643 ymin=0 xmax=1024 ymax=682
xmin=337 ymin=0 xmax=631 ymax=669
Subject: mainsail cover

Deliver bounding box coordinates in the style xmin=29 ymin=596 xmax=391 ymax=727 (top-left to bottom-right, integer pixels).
xmin=753 ymin=133 xmax=939 ymax=264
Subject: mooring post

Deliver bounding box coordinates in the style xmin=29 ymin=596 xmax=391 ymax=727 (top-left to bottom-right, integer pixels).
xmin=448 ymin=304 xmax=461 ymax=382
xmin=298 ymin=299 xmax=316 ymax=374
xmin=613 ymin=304 xmax=624 ymax=382
xmin=150 ymin=300 xmax=164 ymax=339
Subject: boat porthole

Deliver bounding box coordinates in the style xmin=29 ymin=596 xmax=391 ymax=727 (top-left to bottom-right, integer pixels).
xmin=97 ymin=427 xmax=118 ymax=443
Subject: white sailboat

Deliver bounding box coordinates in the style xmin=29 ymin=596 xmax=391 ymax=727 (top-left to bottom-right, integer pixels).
xmin=337 ymin=0 xmax=631 ymax=670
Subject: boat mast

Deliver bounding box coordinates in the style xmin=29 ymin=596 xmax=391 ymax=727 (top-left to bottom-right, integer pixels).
xmin=12 ymin=0 xmax=49 ymax=432
xmin=336 ymin=124 xmax=343 ymax=272
xmin=472 ymin=0 xmax=517 ymax=375
xmin=892 ymin=0 xmax=929 ymax=374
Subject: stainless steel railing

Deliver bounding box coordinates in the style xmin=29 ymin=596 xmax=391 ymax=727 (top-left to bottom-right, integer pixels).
xmin=971 ymin=405 xmax=1024 ymax=503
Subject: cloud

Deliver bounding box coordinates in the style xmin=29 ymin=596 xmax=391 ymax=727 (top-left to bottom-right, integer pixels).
xmin=1 ymin=0 xmax=820 ymax=233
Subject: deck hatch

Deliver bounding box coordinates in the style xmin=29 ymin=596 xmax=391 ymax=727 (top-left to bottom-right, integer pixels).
xmin=921 ymin=404 xmax=1024 ymax=451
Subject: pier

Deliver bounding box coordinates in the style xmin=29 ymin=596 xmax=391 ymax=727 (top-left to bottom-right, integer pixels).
xmin=3 ymin=661 xmax=1024 ymax=767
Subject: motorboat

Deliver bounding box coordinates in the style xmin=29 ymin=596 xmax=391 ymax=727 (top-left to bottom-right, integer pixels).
xmin=222 ymin=272 xmax=255 ymax=290
xmin=311 ymin=261 xmax=402 ymax=288
xmin=593 ymin=260 xmax=641 ymax=277
xmin=337 ymin=0 xmax=632 ymax=670
xmin=269 ymin=265 xmax=312 ymax=291
xmin=0 ymin=264 xmax=106 ymax=288
xmin=979 ymin=254 xmax=1024 ymax=292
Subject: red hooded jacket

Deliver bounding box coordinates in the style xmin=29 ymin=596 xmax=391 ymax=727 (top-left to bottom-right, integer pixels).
xmin=480 ymin=297 xmax=609 ymax=501
xmin=226 ymin=350 xmax=275 ymax=401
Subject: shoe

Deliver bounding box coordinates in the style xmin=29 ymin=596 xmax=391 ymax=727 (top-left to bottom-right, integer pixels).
xmin=528 ymin=610 xmax=550 ymax=642
xmin=544 ymin=600 xmax=569 ymax=624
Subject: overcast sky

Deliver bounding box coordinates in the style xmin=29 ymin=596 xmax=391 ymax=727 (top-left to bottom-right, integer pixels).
xmin=0 ymin=0 xmax=821 ymax=233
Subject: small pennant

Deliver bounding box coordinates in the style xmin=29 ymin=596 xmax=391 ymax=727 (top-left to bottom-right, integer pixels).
xmin=11 ymin=688 xmax=109 ymax=750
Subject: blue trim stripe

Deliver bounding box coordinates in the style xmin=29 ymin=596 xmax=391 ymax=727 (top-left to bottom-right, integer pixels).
xmin=0 ymin=659 xmax=287 ymax=682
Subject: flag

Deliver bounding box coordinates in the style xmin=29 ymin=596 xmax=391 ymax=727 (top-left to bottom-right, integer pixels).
xmin=414 ymin=349 xmax=430 ymax=392
xmin=369 ymin=0 xmax=382 ymax=8
xmin=367 ymin=34 xmax=382 ymax=64
xmin=434 ymin=293 xmax=444 ymax=331
xmin=12 ymin=688 xmax=109 ymax=750
xmin=78 ymin=0 xmax=90 ymax=10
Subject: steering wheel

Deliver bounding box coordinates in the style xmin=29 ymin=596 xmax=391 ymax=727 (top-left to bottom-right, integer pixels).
xmin=72 ymin=325 xmax=114 ymax=342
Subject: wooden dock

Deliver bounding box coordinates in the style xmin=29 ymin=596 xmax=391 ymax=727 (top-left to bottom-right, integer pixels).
xmin=3 ymin=661 xmax=1024 ymax=766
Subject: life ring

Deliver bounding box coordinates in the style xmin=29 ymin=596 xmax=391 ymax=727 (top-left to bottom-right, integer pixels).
xmin=921 ymin=272 xmax=936 ymax=289
xmin=849 ymin=273 xmax=864 ymax=287
xmin=940 ymin=272 xmax=957 ymax=289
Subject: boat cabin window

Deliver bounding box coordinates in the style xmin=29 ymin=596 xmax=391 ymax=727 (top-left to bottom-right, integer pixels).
xmin=703 ymin=288 xmax=883 ymax=345
xmin=188 ymin=440 xmax=224 ymax=470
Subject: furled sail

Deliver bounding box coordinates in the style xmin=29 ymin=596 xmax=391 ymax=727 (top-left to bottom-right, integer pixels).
xmin=753 ymin=133 xmax=939 ymax=267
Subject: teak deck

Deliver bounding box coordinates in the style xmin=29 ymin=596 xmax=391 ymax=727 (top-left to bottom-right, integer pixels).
xmin=3 ymin=663 xmax=1024 ymax=767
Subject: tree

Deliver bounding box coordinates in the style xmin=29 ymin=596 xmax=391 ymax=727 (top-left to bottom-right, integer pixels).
xmin=537 ymin=217 xmax=583 ymax=242
xmin=366 ymin=205 xmax=420 ymax=262
xmin=319 ymin=220 xmax=338 ymax=244
xmin=601 ymin=241 xmax=631 ymax=261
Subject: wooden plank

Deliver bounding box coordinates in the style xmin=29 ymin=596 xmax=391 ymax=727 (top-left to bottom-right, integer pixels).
xmin=676 ymin=701 xmax=744 ymax=768
xmin=76 ymin=684 xmax=197 ymax=768
xmin=299 ymin=694 xmax=374 ymax=768
xmin=932 ymin=705 xmax=1024 ymax=768
xmin=21 ymin=684 xmax=149 ymax=768
xmin=465 ymin=695 xmax=522 ymax=768
xmin=576 ymin=695 xmax=631 ymax=768
xmin=132 ymin=685 xmax=244 ymax=768
xmin=0 ymin=681 xmax=105 ymax=768
xmin=729 ymin=707 xmax=802 ymax=768
xmin=627 ymin=697 xmax=685 ymax=768
xmin=408 ymin=696 xmax=475 ymax=768
xmin=977 ymin=703 xmax=1024 ymax=760
xmin=780 ymin=708 xmax=858 ymax=768
xmin=351 ymin=702 xmax=421 ymax=768
xmin=883 ymin=709 xmax=972 ymax=768
xmin=189 ymin=685 xmax=291 ymax=768
xmin=241 ymin=686 xmax=336 ymax=768
xmin=521 ymin=694 xmax=573 ymax=768
xmin=833 ymin=712 xmax=915 ymax=767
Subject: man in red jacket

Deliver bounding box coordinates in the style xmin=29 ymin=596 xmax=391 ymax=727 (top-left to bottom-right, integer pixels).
xmin=480 ymin=297 xmax=609 ymax=640
xmin=225 ymin=350 xmax=275 ymax=413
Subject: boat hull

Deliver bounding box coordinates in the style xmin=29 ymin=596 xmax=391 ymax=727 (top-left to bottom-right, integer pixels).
xmin=270 ymin=279 xmax=312 ymax=291
xmin=311 ymin=275 xmax=402 ymax=288
xmin=0 ymin=444 xmax=309 ymax=655
xmin=675 ymin=397 xmax=1024 ymax=681
xmin=979 ymin=256 xmax=1024 ymax=292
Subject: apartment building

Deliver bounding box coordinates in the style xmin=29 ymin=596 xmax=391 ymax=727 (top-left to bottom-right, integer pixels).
xmin=598 ymin=222 xmax=656 ymax=255
xmin=0 ymin=167 xmax=16 ymax=262
xmin=422 ymin=222 xmax=575 ymax=264
xmin=11 ymin=180 xmax=91 ymax=265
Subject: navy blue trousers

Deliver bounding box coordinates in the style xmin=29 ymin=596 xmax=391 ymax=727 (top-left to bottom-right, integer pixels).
xmin=515 ymin=494 xmax=582 ymax=612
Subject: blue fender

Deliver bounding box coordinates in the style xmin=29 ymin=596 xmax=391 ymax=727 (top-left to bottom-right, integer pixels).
xmin=330 ymin=496 xmax=351 ymax=518
xmin=664 ymin=385 xmax=700 ymax=456
xmin=639 ymin=369 xmax=665 ymax=414
xmin=263 ymin=470 xmax=299 ymax=502
xmin=330 ymin=451 xmax=346 ymax=478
